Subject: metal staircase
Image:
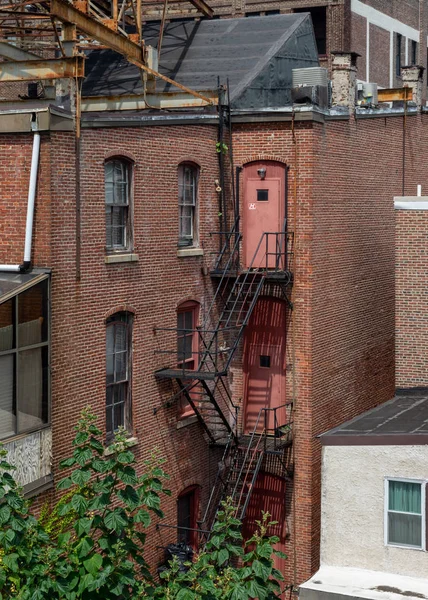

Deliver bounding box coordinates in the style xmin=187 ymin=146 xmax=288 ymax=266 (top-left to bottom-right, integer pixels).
xmin=155 ymin=222 xmax=292 ymax=445
xmin=198 ymin=403 xmax=294 ymax=543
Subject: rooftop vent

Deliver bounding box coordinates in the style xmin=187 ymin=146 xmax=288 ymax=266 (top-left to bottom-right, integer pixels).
xmin=292 ymin=67 xmax=329 ymax=88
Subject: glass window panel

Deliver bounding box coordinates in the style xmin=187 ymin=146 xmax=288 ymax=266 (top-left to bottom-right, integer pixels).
xmin=184 ymin=335 xmax=192 ymax=360
xmin=18 ymin=280 xmax=48 ymax=346
xmin=389 ymin=481 xmax=421 ymax=513
xmin=115 ymin=324 xmax=127 ymax=353
xmin=0 ymin=299 xmax=14 ymax=351
xmin=105 ymin=181 xmax=114 ymax=205
xmin=106 ymin=386 xmax=113 ymax=407
xmin=178 ymin=493 xmax=192 ymax=543
xmin=388 ymin=512 xmax=422 ymax=547
xmin=177 ymin=336 xmax=184 ymax=360
xmin=17 ymin=346 xmax=48 ymax=433
xmin=106 ymin=404 xmax=113 ymax=436
xmin=177 ymin=312 xmax=185 ymax=330
xmin=0 ymin=355 xmax=15 ymax=439
xmin=115 ymin=350 xmax=128 ymax=382
xmin=114 ymin=395 xmax=125 ymax=430
xmin=257 ymin=189 xmax=269 ymax=202
xmin=184 ymin=311 xmax=193 ymax=330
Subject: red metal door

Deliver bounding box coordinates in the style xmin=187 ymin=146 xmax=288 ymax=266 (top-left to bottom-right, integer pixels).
xmin=243 ymin=297 xmax=286 ymax=434
xmin=242 ymin=471 xmax=287 ymax=587
xmin=243 ymin=162 xmax=285 ymax=270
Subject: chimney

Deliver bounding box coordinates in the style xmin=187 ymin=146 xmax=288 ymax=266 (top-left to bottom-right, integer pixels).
xmin=331 ymin=51 xmax=360 ymax=112
xmin=401 ymin=65 xmax=424 ymax=109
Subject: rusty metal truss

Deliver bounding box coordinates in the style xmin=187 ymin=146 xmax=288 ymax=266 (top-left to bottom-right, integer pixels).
xmin=0 ymin=0 xmax=216 ymax=108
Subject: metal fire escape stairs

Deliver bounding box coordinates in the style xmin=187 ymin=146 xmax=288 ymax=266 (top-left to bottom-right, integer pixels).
xmin=155 ymin=226 xmax=267 ymax=444
xmin=198 ymin=403 xmax=294 ymax=542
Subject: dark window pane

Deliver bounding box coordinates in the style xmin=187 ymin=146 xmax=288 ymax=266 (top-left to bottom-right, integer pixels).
xmin=17 ymin=346 xmax=48 ymax=433
xmin=18 ymin=279 xmax=48 ymax=346
xmin=184 ymin=311 xmax=193 ymax=330
xmin=178 ymin=493 xmax=192 ymax=544
xmin=0 ymin=354 xmax=15 ymax=439
xmin=257 ymin=189 xmax=269 ymax=202
xmin=106 ymin=403 xmax=113 ymax=435
xmin=260 ymin=355 xmax=271 ymax=368
xmin=0 ymin=299 xmax=14 ymax=351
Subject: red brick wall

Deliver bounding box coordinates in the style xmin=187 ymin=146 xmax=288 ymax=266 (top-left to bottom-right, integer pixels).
xmin=369 ymin=23 xmax=390 ymax=87
xmin=396 ymin=209 xmax=428 ymax=387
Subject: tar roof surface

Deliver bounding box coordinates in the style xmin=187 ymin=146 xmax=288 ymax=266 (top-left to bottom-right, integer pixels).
xmin=83 ymin=13 xmax=308 ymax=98
xmin=320 ymin=389 xmax=428 ymax=445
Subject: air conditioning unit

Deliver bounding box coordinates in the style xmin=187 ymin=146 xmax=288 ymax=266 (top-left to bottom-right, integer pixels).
xmin=291 ymin=85 xmax=329 ymax=108
xmin=362 ymin=82 xmax=378 ymax=105
xmin=292 ymin=67 xmax=329 ymax=88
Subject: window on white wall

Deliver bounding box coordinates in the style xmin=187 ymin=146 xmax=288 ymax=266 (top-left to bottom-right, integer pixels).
xmin=386 ymin=479 xmax=424 ymax=549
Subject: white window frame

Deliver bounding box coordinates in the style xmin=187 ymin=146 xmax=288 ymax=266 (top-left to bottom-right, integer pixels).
xmin=105 ymin=159 xmax=133 ymax=253
xmin=384 ymin=477 xmax=426 ymax=551
xmin=178 ymin=164 xmax=199 ymax=247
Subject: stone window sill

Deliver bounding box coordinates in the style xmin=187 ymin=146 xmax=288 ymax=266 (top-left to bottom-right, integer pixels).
xmin=176 ymin=414 xmax=198 ymax=429
xmin=177 ymin=248 xmax=204 ymax=258
xmin=104 ymin=436 xmax=138 ymax=455
xmin=105 ymin=253 xmax=139 ymax=264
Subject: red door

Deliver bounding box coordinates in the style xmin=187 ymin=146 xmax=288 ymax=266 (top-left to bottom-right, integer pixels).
xmin=242 ymin=471 xmax=287 ymax=587
xmin=243 ymin=162 xmax=285 ymax=270
xmin=243 ymin=297 xmax=287 ymax=434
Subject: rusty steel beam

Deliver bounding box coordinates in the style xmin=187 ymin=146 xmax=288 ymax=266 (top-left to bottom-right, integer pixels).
xmin=0 ymin=56 xmax=85 ymax=81
xmin=50 ymin=0 xmax=215 ymax=104
xmin=378 ymin=87 xmax=413 ymax=102
xmin=0 ymin=41 xmax=40 ymax=60
xmin=81 ymin=89 xmax=218 ymax=111
xmin=50 ymin=0 xmax=144 ymax=63
xmin=187 ymin=0 xmax=213 ymax=18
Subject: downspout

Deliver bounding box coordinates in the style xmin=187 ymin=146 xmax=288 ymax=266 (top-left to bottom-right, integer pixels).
xmin=0 ymin=114 xmax=40 ymax=273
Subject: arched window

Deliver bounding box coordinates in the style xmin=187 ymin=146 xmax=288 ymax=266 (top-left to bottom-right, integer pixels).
xmin=177 ymin=485 xmax=200 ymax=548
xmin=178 ymin=163 xmax=199 ymax=247
xmin=177 ymin=301 xmax=199 ymax=417
xmin=106 ymin=312 xmax=133 ymax=439
xmin=105 ymin=158 xmax=132 ymax=252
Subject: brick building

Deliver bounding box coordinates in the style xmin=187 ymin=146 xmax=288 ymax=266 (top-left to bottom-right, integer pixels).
xmin=0 ymin=4 xmax=427 ymax=592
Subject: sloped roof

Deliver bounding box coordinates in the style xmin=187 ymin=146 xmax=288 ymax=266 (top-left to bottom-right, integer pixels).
xmin=83 ymin=13 xmax=319 ymax=108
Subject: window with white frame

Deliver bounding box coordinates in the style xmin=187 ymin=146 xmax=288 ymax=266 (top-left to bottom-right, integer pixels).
xmin=386 ymin=479 xmax=424 ymax=549
xmin=105 ymin=159 xmax=132 ymax=252
xmin=106 ymin=312 xmax=132 ymax=439
xmin=178 ymin=164 xmax=198 ymax=247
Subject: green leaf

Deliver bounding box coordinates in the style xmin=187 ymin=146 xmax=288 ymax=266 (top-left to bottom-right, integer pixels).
xmin=57 ymin=477 xmax=74 ymax=491
xmin=0 ymin=505 xmax=11 ymax=525
xmin=246 ymin=578 xmax=269 ymax=600
xmin=252 ymin=559 xmax=272 ymax=581
xmin=71 ymin=469 xmax=91 ymax=486
xmin=117 ymin=485 xmax=139 ymax=508
xmin=73 ymin=447 xmax=92 ymax=466
xmin=74 ymin=517 xmax=93 ymax=537
xmin=117 ymin=451 xmax=134 ymax=464
xmin=5 ymin=494 xmax=23 ymax=511
xmin=218 ymin=548 xmax=229 ymax=565
xmin=92 ymin=459 xmax=108 ymax=473
xmin=73 ymin=431 xmax=89 ymax=446
xmin=2 ymin=554 xmax=19 ymax=573
xmin=134 ymin=510 xmax=151 ymax=527
xmin=59 ymin=457 xmax=77 ymax=468
xmin=104 ymin=509 xmax=127 ymax=533
xmin=83 ymin=553 xmax=103 ymax=576
xmin=89 ymin=436 xmax=104 ymax=454
xmin=71 ymin=494 xmax=88 ymax=515
xmin=77 ymin=536 xmax=94 ymax=559
xmin=117 ymin=466 xmax=138 ymax=485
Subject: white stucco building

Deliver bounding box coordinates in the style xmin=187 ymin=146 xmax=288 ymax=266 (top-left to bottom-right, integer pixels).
xmin=300 ymin=390 xmax=428 ymax=600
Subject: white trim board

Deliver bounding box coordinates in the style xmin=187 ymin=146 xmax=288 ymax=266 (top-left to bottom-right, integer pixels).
xmin=352 ymin=0 xmax=419 ymax=40
xmin=394 ymin=196 xmax=428 ymax=210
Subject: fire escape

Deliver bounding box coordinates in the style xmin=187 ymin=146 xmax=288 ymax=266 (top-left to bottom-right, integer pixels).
xmin=155 ymin=97 xmax=294 ymax=541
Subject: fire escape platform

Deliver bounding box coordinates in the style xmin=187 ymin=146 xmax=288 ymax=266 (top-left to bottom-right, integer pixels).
xmin=155 ymin=368 xmax=224 ymax=381
xmin=210 ymin=269 xmax=293 ymax=283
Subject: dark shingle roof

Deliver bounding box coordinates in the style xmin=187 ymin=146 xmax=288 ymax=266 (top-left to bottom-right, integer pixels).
xmin=320 ymin=389 xmax=428 ymax=445
xmin=83 ymin=13 xmax=319 ymax=108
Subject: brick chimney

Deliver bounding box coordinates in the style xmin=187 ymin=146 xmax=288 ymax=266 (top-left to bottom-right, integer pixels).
xmin=401 ymin=65 xmax=425 ymax=109
xmin=331 ymin=51 xmax=360 ymax=112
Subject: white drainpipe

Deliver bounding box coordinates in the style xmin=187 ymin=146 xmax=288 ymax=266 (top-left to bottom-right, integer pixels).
xmin=0 ymin=115 xmax=40 ymax=273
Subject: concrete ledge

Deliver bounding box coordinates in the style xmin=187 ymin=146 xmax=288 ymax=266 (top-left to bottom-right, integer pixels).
xmin=177 ymin=248 xmax=204 ymax=258
xmin=104 ymin=436 xmax=138 ymax=455
xmin=394 ymin=196 xmax=428 ymax=210
xmin=105 ymin=253 xmax=139 ymax=264
xmin=176 ymin=414 xmax=198 ymax=429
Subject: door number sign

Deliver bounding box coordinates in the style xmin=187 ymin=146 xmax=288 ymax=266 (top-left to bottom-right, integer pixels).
xmin=248 ymin=203 xmax=256 ymax=210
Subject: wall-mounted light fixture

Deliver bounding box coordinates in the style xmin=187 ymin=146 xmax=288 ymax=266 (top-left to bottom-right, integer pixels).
xmin=257 ymin=167 xmax=266 ymax=180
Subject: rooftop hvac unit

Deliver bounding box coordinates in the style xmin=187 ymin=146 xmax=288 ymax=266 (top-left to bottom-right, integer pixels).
xmin=362 ymin=82 xmax=378 ymax=105
xmin=291 ymin=84 xmax=329 ymax=109
xmin=292 ymin=67 xmax=329 ymax=88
